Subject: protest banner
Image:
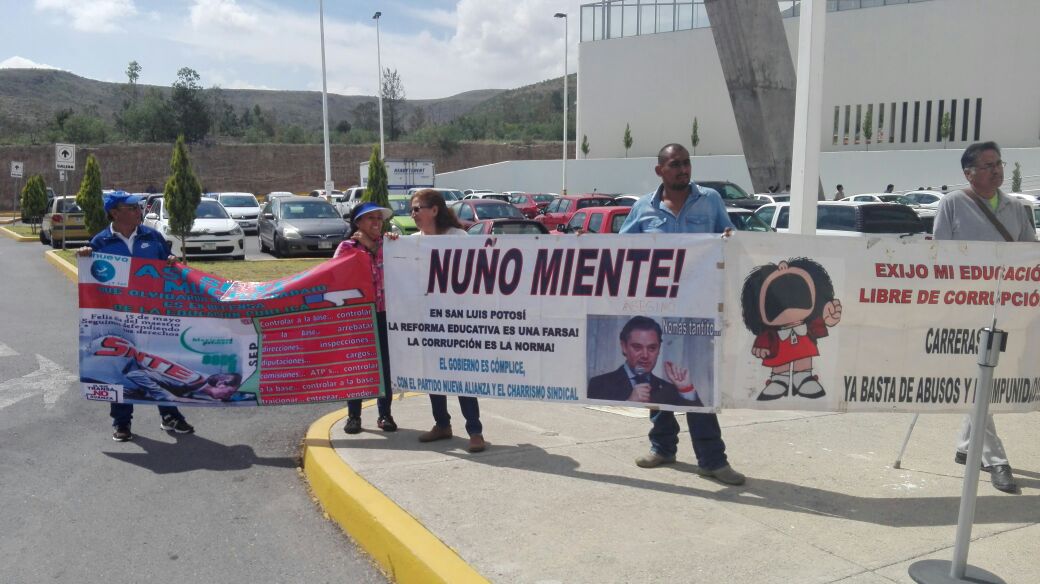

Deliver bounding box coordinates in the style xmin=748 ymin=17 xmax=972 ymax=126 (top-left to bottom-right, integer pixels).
xmin=385 ymin=234 xmax=725 ymax=412
xmin=721 ymin=233 xmax=1040 ymax=413
xmin=78 ymin=248 xmax=382 ymax=406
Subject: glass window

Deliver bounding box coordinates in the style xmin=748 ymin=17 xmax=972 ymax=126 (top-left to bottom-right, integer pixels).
xmin=610 ymin=212 xmax=629 ymax=233
xmin=817 ymin=206 xmax=856 ymax=231
xmin=566 ymin=212 xmax=587 ymax=230
xmin=860 ymin=206 xmax=925 ymax=233
xmin=755 ymin=206 xmax=776 ymax=227
xmin=588 ymin=213 xmax=604 ymax=233
xmin=559 ymin=200 xmax=572 ymax=213
xmin=219 ymin=195 xmax=258 ymax=208
xmin=577 ymin=198 xmax=610 ymax=209
xmin=457 ymin=204 xmax=473 ymax=221
xmin=492 ymin=222 xmax=546 ymax=235
xmin=467 ymin=224 xmax=484 ymax=235
xmin=776 ymin=208 xmax=790 ymax=230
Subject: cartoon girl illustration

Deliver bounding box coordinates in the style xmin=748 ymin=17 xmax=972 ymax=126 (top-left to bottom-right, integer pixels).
xmin=740 ymin=258 xmax=842 ymax=401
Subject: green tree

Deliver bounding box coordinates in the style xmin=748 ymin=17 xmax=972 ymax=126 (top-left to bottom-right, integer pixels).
xmin=63 ymin=114 xmax=110 ymax=144
xmin=939 ymin=112 xmax=952 ymax=148
xmin=76 ymin=154 xmax=107 ymax=236
xmin=862 ymin=107 xmax=873 ymax=151
xmin=20 ymin=175 xmax=48 ymax=232
xmin=171 ymin=67 xmax=211 ymax=143
xmin=126 ymin=60 xmax=141 ymax=99
xmin=622 ymin=123 xmax=633 ymax=158
xmin=581 ymin=134 xmax=590 ymax=158
xmin=163 ymin=135 xmax=203 ymax=260
xmin=362 ymin=145 xmax=390 ymax=229
xmin=119 ymin=90 xmax=177 ymax=142
xmin=381 ymin=68 xmax=406 ymax=140
xmin=1011 ymin=162 xmax=1022 ymax=192
xmin=691 ymin=118 xmax=700 ymax=155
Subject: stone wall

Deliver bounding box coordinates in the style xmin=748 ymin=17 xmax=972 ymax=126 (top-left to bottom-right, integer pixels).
xmin=0 ymin=142 xmax=569 ymax=209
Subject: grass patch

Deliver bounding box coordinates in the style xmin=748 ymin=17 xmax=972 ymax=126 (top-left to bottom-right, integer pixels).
xmin=6 ymin=225 xmax=39 ymax=236
xmin=54 ymin=250 xmax=325 ymax=281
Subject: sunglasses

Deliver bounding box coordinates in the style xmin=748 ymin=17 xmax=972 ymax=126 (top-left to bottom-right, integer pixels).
xmin=410 ymin=205 xmax=431 ymax=214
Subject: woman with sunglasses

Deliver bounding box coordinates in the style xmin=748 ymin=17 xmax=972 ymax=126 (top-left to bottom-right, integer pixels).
xmin=337 ymin=202 xmax=398 ymax=434
xmin=409 ymin=189 xmax=487 ymax=453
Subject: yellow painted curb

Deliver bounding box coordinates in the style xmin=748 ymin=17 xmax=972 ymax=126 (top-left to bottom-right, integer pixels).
xmin=45 ymin=250 xmax=79 ymax=283
xmin=303 ymin=407 xmax=489 ymax=584
xmin=0 ymin=226 xmax=37 ymax=242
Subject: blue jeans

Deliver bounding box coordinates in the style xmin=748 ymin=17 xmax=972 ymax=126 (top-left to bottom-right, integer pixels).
xmin=649 ymin=410 xmax=728 ymax=470
xmin=110 ymin=403 xmax=184 ymax=428
xmin=347 ymin=311 xmax=392 ymax=419
xmin=429 ymin=395 xmax=482 ymax=436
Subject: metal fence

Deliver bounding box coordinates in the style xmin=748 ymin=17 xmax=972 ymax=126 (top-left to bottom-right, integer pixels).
xmin=580 ymin=0 xmax=934 ymax=42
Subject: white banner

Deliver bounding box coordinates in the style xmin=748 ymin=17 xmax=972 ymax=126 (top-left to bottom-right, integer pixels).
xmin=385 ymin=234 xmax=725 ymax=412
xmin=721 ymin=233 xmax=1040 ymax=413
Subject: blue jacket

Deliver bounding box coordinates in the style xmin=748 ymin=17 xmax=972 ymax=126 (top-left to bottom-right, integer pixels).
xmin=89 ymin=224 xmax=172 ymax=259
xmin=619 ymin=183 xmax=734 ymax=234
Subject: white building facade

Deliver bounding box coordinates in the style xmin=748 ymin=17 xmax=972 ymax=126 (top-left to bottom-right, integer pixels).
xmin=576 ymin=0 xmax=1040 ymax=159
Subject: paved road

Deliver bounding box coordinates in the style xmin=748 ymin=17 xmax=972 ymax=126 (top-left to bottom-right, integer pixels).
xmin=0 ymin=237 xmax=384 ymax=584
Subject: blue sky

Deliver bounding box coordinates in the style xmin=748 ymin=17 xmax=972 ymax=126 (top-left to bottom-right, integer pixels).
xmin=1 ymin=0 xmax=583 ymax=99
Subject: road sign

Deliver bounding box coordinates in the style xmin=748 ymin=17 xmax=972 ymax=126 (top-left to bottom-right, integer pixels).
xmin=10 ymin=161 xmax=23 ymax=178
xmin=55 ymin=143 xmax=76 ymax=171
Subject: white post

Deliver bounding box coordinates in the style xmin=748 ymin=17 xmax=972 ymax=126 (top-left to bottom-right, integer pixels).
xmin=374 ymin=11 xmax=385 ymax=160
xmin=555 ymin=12 xmax=568 ymax=195
xmin=788 ymin=0 xmax=825 ymax=235
xmin=319 ymin=0 xmax=334 ymax=193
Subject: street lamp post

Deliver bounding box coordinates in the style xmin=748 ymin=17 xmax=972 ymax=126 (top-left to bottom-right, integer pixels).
xmin=554 ymin=13 xmax=568 ymax=195
xmin=319 ymin=0 xmax=334 ymax=192
xmin=373 ymin=11 xmax=385 ymax=160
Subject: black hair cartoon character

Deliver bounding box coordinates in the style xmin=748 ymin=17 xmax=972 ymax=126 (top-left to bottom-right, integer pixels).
xmin=740 ymin=258 xmax=842 ymax=401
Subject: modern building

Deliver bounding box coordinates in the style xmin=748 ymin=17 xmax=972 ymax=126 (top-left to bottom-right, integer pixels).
xmin=576 ymin=0 xmax=1040 ymax=158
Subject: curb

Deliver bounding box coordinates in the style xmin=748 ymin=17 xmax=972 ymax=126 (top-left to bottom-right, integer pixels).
xmin=0 ymin=226 xmax=37 ymax=242
xmin=302 ymin=406 xmax=488 ymax=584
xmin=45 ymin=250 xmax=79 ymax=283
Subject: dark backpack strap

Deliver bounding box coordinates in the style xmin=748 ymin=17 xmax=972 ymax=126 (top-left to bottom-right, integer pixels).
xmin=964 ymin=188 xmax=1015 ymax=242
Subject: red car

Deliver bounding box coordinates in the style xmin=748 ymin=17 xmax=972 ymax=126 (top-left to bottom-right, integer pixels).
xmin=554 ymin=206 xmax=631 ymax=234
xmin=535 ymin=194 xmax=615 ymax=231
xmin=449 ymin=199 xmax=525 ymax=229
xmin=508 ymin=193 xmax=558 ymax=219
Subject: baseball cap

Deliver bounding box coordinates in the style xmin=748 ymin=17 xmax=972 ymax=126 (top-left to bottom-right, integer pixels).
xmin=353 ymin=202 xmax=393 ymax=221
xmin=103 ymin=191 xmax=143 ymax=212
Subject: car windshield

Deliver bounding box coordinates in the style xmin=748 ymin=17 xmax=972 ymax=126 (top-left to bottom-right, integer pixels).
xmin=700 ymin=182 xmax=752 ymax=200
xmin=860 ymin=206 xmax=926 ymax=233
xmin=532 ymin=194 xmax=556 ymax=203
xmin=771 ymin=195 xmax=790 ymax=203
xmin=196 ymin=200 xmax=231 ymax=219
xmin=577 ymin=198 xmax=611 ymax=209
xmin=220 ymin=195 xmax=258 ymax=208
xmin=1033 ymin=207 xmax=1040 ymax=226
xmin=612 ymin=198 xmax=635 ymax=207
xmin=388 ymin=199 xmax=410 ymax=216
xmin=282 ymin=201 xmax=339 ymax=219
xmin=474 ymin=203 xmax=524 ymax=220
xmin=729 ymin=212 xmax=772 ymax=232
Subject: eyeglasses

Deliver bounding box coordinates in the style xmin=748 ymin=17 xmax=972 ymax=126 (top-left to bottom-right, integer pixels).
xmin=410 ymin=205 xmax=430 ymax=214
xmin=973 ymin=161 xmax=1006 ymax=172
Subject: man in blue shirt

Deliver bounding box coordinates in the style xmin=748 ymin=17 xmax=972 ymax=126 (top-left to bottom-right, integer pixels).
xmin=78 ymin=191 xmax=194 ymax=441
xmin=619 ymin=143 xmax=745 ymax=486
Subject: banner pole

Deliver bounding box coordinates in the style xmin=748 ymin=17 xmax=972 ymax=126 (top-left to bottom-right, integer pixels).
xmin=892 ymin=413 xmax=919 ymax=469
xmin=908 ymin=325 xmax=1007 ymax=584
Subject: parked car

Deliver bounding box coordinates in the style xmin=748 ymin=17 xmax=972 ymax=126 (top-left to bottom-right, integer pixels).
xmin=1009 ymin=193 xmax=1040 ymax=204
xmin=144 ymin=198 xmax=245 ymax=259
xmin=462 ymin=192 xmax=511 ymax=202
xmin=535 ymin=194 xmax=615 ymax=231
xmin=40 ymin=196 xmax=89 ymax=248
xmin=463 ymin=189 xmax=494 ymax=196
xmin=448 ymin=199 xmax=525 ymax=229
xmin=837 ymin=193 xmax=914 ymax=205
xmin=727 ymin=208 xmax=774 ymax=232
xmin=265 ymin=191 xmax=296 ymax=202
xmin=610 ymin=195 xmax=642 ymax=207
xmin=214 ymin=192 xmax=262 ymax=233
xmin=555 ymin=206 xmax=631 ymax=234
xmin=257 ymin=196 xmax=348 ymax=257
xmin=755 ymin=194 xmax=790 ymax=204
xmin=697 ymin=180 xmax=764 ymax=210
xmin=466 ymin=219 xmax=549 ymax=235
xmin=509 ymin=193 xmax=558 ymax=218
xmin=753 ymin=202 xmax=928 ymax=238
xmin=387 ymin=194 xmax=417 ymax=235
xmin=408 ymin=187 xmax=464 ymax=203
xmin=901 ymin=190 xmax=946 ymax=208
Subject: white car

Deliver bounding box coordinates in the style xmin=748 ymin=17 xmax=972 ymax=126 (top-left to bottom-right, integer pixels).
xmin=1008 ymin=192 xmax=1040 ymax=204
xmin=407 ymin=187 xmax=464 ymax=202
xmin=462 ymin=192 xmax=511 ymax=202
xmin=755 ymin=194 xmax=790 ymax=204
xmin=753 ymin=201 xmax=929 ymax=239
xmin=215 ymin=192 xmax=261 ymax=233
xmin=837 ymin=193 xmax=915 ymax=205
xmin=144 ymin=198 xmax=245 ymax=260
xmin=901 ymin=190 xmax=947 ymax=208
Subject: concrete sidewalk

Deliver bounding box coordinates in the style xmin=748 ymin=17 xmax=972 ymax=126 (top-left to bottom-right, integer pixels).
xmin=305 ymin=395 xmax=1040 ymax=583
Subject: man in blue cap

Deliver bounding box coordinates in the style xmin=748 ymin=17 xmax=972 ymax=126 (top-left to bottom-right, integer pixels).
xmin=77 ymin=191 xmax=194 ymax=441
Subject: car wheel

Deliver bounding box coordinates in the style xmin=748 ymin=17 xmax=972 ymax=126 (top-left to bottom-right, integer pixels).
xmin=275 ymin=235 xmax=289 ymax=258
xmin=259 ymin=232 xmax=270 ymax=253
xmin=271 ymin=234 xmax=283 ymax=258
xmin=40 ymin=230 xmax=49 ymax=244
xmin=50 ymin=236 xmax=63 ymax=249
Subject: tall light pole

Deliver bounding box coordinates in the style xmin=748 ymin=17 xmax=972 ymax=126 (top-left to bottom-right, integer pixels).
xmin=319 ymin=0 xmax=334 ymax=192
xmin=554 ymin=12 xmax=568 ymax=195
xmin=373 ymin=11 xmax=385 ymax=160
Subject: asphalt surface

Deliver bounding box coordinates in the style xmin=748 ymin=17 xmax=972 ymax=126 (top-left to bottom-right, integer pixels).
xmin=0 ymin=236 xmax=385 ymax=584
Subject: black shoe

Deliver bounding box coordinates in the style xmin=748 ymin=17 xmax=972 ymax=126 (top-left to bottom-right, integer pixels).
xmin=954 ymin=451 xmax=988 ymax=470
xmin=112 ymin=426 xmax=133 ymax=442
xmin=344 ymin=417 xmax=362 ymax=434
xmin=990 ymin=464 xmax=1017 ymax=493
xmin=160 ymin=415 xmax=195 ymax=434
xmin=377 ymin=416 xmax=398 ymax=432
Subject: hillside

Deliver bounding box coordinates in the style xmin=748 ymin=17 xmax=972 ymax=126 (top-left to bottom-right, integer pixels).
xmin=0 ymin=68 xmax=507 ymax=137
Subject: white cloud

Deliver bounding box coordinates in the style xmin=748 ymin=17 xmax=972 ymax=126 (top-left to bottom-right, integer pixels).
xmin=400 ymin=7 xmax=457 ymax=30
xmin=0 ymin=56 xmax=61 ymax=70
xmin=189 ymin=0 xmax=260 ymax=30
xmin=34 ymin=0 xmax=138 ymax=33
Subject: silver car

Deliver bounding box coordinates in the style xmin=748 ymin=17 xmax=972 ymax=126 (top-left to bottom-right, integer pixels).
xmin=257 ymin=196 xmax=348 ymax=257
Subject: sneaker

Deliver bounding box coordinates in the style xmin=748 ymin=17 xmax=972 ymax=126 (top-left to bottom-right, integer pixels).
xmin=377 ymin=416 xmax=398 ymax=432
xmin=989 ymin=464 xmax=1018 ymax=493
xmin=112 ymin=426 xmax=133 ymax=442
xmin=343 ymin=416 xmax=362 ymax=434
xmin=160 ymin=415 xmax=195 ymax=434
xmin=418 ymin=425 xmax=453 ymax=443
xmin=635 ymin=451 xmax=676 ymax=468
xmin=467 ymin=434 xmax=487 ymax=453
xmin=692 ymin=464 xmax=746 ymax=486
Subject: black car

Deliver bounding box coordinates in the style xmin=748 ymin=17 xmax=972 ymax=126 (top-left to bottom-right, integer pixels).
xmin=698 ymin=180 xmax=765 ymax=211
